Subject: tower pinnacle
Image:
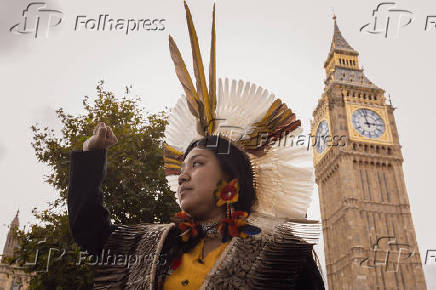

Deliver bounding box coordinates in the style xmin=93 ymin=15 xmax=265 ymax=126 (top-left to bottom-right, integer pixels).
xmin=1 ymin=210 xmax=20 ymax=262
xmin=330 ymin=16 xmax=355 ymax=51
xmin=10 ymin=210 xmax=19 ymax=229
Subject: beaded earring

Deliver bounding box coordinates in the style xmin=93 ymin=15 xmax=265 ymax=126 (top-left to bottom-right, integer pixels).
xmin=214 ymin=178 xmax=261 ymax=242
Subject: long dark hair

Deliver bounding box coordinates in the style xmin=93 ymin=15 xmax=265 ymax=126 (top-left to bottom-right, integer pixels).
xmin=159 ymin=135 xmax=256 ymax=279
xmin=182 ymin=135 xmax=256 ymax=213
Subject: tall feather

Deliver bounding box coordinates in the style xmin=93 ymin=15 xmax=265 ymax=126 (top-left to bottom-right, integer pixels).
xmin=184 ymin=1 xmax=213 ymax=135
xmin=168 ymin=35 xmax=202 ymax=120
xmin=208 ymin=3 xmax=217 ymax=133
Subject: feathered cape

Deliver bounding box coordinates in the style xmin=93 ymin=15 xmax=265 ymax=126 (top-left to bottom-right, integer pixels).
xmin=93 ymin=213 xmax=324 ymax=289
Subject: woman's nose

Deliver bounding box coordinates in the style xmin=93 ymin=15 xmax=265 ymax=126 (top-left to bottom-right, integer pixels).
xmin=178 ymin=171 xmax=190 ymax=185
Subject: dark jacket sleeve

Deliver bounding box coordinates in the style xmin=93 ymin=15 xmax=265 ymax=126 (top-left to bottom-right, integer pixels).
xmin=67 ymin=148 xmax=115 ymax=255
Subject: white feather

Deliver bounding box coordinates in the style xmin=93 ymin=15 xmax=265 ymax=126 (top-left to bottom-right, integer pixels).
xmin=215 ymin=78 xmax=275 ymax=141
xmin=164 ymin=95 xmax=202 ymax=152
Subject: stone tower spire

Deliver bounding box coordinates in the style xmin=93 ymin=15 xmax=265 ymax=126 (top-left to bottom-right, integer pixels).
xmin=330 ymin=15 xmax=355 ymax=51
xmin=1 ymin=210 xmax=20 ymax=263
xmin=323 ymin=16 xmax=379 ymax=90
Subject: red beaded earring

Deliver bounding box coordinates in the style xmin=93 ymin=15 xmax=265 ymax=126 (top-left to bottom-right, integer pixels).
xmin=214 ymin=178 xmax=261 ymax=242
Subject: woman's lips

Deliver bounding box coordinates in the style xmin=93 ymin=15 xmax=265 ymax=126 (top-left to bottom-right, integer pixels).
xmin=180 ymin=188 xmax=193 ymax=197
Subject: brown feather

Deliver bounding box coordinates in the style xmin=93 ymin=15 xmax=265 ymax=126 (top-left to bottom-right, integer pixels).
xmin=238 ymin=98 xmax=301 ymax=152
xmin=208 ymin=3 xmax=217 ymax=133
xmin=184 ymin=1 xmax=213 ymax=134
xmin=168 ymin=35 xmax=201 ymax=119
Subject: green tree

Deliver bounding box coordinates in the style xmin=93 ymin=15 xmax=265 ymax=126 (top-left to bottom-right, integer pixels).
xmin=10 ymin=81 xmax=179 ymax=289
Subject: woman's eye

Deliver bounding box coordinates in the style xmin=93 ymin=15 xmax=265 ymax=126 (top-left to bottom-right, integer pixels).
xmin=193 ymin=161 xmax=203 ymax=167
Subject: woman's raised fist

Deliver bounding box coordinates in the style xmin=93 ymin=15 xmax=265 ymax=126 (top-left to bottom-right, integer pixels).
xmin=83 ymin=122 xmax=118 ymax=151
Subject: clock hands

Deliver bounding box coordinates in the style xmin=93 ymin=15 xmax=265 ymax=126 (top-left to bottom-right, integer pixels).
xmin=365 ymin=121 xmax=377 ymax=128
xmin=361 ymin=110 xmax=371 ymax=127
xmin=362 ymin=110 xmax=381 ymax=129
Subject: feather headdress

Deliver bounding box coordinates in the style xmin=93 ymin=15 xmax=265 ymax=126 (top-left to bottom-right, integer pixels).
xmin=164 ymin=1 xmax=314 ymax=219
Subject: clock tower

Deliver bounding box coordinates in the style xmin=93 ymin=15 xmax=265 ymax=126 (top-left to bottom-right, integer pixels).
xmin=311 ymin=16 xmax=427 ymax=289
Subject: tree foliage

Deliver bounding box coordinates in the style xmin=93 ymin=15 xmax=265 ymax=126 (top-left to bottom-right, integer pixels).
xmin=10 ymin=81 xmax=179 ymax=288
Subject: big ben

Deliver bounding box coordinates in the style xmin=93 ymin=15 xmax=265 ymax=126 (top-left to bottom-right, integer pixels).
xmin=311 ymin=16 xmax=427 ymax=289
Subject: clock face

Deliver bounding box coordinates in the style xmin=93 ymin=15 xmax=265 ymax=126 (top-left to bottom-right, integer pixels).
xmin=352 ymin=108 xmax=385 ymax=139
xmin=315 ymin=120 xmax=329 ymax=154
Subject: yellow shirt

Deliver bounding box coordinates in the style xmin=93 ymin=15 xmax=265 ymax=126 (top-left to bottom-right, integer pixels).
xmin=163 ymin=238 xmax=230 ymax=289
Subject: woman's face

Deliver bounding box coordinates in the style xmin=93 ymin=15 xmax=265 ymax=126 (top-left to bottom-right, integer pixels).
xmin=177 ymin=147 xmax=225 ymax=219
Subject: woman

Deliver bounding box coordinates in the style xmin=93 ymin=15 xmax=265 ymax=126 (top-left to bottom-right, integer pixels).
xmin=68 ymin=127 xmax=324 ymax=289
xmin=68 ymin=2 xmax=325 ymax=289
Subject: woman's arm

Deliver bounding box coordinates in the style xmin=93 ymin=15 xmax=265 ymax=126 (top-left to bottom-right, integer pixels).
xmin=67 ymin=148 xmax=114 ymax=255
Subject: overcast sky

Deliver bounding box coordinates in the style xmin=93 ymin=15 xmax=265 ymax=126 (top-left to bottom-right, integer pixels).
xmin=1 ymin=0 xmax=435 ymax=287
